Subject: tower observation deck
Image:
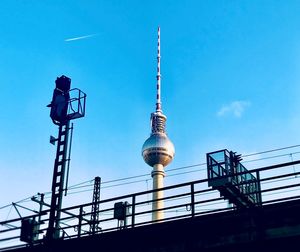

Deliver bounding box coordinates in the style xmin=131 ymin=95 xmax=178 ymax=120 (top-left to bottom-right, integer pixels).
xmin=142 ymin=27 xmax=175 ymax=221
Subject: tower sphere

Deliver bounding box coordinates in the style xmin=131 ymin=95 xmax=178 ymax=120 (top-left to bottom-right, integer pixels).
xmin=142 ymin=133 xmax=175 ymax=167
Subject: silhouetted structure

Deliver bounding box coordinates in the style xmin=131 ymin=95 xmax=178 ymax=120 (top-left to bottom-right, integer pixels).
xmin=46 ymin=76 xmax=86 ymax=239
xmin=89 ymin=177 xmax=101 ymax=234
xmin=207 ymin=149 xmax=261 ymax=208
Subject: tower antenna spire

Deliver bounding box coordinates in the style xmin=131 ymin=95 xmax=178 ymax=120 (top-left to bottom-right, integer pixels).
xmin=156 ymin=26 xmax=162 ymax=112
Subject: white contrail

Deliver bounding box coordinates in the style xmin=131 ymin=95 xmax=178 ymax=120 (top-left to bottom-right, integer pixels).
xmin=64 ymin=34 xmax=97 ymax=42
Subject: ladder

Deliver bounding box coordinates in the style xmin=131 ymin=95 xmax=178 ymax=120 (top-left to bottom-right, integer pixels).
xmin=47 ymin=122 xmax=70 ymax=239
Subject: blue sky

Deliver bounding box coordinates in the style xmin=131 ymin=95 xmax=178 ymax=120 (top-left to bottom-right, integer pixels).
xmin=1 ymin=0 xmax=300 ymax=212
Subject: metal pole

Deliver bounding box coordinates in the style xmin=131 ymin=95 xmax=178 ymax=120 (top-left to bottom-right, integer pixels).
xmin=78 ymin=206 xmax=83 ymax=238
xmin=191 ymin=183 xmax=195 ymax=217
xmin=131 ymin=195 xmax=136 ymax=228
xmin=64 ymin=123 xmax=74 ymax=196
xmin=256 ymin=170 xmax=262 ymax=206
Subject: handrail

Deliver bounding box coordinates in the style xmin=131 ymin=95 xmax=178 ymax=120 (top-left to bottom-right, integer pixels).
xmin=1 ymin=159 xmax=300 ymax=250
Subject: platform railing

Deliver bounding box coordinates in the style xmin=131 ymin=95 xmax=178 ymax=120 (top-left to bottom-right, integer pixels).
xmin=1 ymin=159 xmax=300 ymax=250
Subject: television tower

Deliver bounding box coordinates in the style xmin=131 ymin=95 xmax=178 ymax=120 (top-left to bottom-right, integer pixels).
xmin=142 ymin=27 xmax=175 ymax=221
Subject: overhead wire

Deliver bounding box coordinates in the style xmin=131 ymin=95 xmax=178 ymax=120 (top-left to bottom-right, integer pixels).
xmin=0 ymin=196 xmax=33 ymax=210
xmin=242 ymin=144 xmax=300 ymax=157
xmin=2 ymin=144 xmax=300 ymax=211
xmin=51 ymin=145 xmax=300 ymax=193
xmin=67 ymin=149 xmax=300 ymax=193
xmin=243 ymin=151 xmax=300 ymax=164
xmin=67 ymin=179 xmax=94 ymax=189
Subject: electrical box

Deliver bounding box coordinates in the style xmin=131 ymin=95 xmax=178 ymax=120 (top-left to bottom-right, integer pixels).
xmin=114 ymin=202 xmax=129 ymax=221
xmin=20 ymin=218 xmax=39 ymax=243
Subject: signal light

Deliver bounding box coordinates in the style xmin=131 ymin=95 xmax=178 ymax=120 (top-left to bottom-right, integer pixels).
xmin=47 ymin=76 xmax=71 ymax=125
xmin=55 ymin=75 xmax=71 ymax=92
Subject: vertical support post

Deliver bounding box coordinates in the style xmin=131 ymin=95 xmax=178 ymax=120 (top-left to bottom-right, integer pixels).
xmin=37 ymin=194 xmax=44 ymax=225
xmin=131 ymin=195 xmax=136 ymax=228
xmin=78 ymin=206 xmax=83 ymax=238
xmin=64 ymin=123 xmax=74 ymax=196
xmin=191 ymin=183 xmax=195 ymax=217
xmin=123 ymin=202 xmax=128 ymax=229
xmin=90 ymin=176 xmax=101 ymax=234
xmin=256 ymin=170 xmax=262 ymax=206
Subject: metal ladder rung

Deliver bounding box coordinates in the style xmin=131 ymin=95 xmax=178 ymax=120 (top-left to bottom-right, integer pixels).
xmin=54 ymin=184 xmax=62 ymax=189
xmin=55 ymin=171 xmax=62 ymax=176
xmin=60 ymin=130 xmax=67 ymax=135
xmin=58 ymin=141 xmax=66 ymax=146
xmin=58 ymin=151 xmax=65 ymax=156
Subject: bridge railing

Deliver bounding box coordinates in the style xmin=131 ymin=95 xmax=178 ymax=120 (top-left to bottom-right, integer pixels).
xmin=1 ymin=159 xmax=300 ymax=250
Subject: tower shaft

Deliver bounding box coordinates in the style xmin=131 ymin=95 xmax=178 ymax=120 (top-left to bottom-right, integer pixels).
xmin=151 ymin=164 xmax=165 ymax=221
